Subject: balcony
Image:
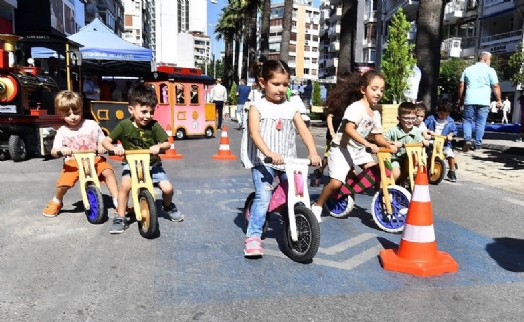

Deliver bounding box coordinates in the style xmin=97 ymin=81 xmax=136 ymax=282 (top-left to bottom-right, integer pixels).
xmin=441 ymin=37 xmax=462 ymax=58
xmin=329 ymin=7 xmax=342 ymax=22
xmin=328 ymin=24 xmax=340 ymax=37
xmin=480 ymin=30 xmax=522 ymax=54
xmin=362 ymin=38 xmax=375 ymax=48
xmin=363 ymin=10 xmax=377 ymax=24
xmin=444 ymin=0 xmax=466 ymax=24
xmin=329 ymin=41 xmax=340 ymax=52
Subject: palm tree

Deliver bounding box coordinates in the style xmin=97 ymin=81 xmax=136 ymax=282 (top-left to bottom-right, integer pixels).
xmin=260 ymin=0 xmax=271 ymax=57
xmin=215 ymin=6 xmax=238 ymax=89
xmin=338 ymin=0 xmax=358 ymax=75
xmin=279 ymin=0 xmax=293 ymax=62
xmin=415 ymin=0 xmax=446 ymax=110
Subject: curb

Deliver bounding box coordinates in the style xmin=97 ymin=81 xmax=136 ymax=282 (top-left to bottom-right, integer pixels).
xmin=481 ymin=143 xmax=524 ymax=155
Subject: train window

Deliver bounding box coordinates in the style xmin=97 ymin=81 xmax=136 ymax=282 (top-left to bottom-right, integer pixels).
xmin=190 ymin=84 xmax=199 ymax=105
xmin=160 ymin=83 xmax=169 ymax=104
xmin=176 ymin=83 xmax=185 ymax=105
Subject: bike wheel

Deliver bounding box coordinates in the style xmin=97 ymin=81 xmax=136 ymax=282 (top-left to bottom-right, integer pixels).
xmin=85 ymin=184 xmax=107 ymax=224
xmin=242 ymin=192 xmax=269 ymax=238
xmin=282 ymin=205 xmax=320 ymax=263
xmin=137 ymin=189 xmax=158 ymax=239
xmin=325 ymin=194 xmax=354 ymax=218
xmin=371 ymin=185 xmax=411 ymax=233
xmin=429 ymin=157 xmax=447 ymax=185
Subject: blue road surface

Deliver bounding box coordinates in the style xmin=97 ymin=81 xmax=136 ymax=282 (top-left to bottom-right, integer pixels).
xmin=151 ymin=175 xmax=523 ymax=305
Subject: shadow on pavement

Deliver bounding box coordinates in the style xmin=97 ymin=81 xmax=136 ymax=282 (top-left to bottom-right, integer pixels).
xmin=486 ymin=237 xmax=524 ymax=272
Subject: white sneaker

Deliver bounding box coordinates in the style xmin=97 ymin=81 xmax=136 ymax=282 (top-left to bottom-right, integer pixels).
xmin=311 ymin=203 xmax=323 ymax=223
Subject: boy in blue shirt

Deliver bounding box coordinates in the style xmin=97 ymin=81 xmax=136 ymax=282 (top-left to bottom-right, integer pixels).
xmin=425 ymin=100 xmax=458 ymax=182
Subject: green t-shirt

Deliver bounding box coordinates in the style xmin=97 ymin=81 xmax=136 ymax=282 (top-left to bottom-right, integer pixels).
xmin=384 ymin=125 xmax=423 ymax=161
xmin=109 ymin=118 xmax=168 ymax=164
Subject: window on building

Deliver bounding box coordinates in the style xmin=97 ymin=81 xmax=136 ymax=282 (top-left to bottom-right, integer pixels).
xmin=304 ymin=68 xmax=310 ymax=74
xmin=305 ymin=46 xmax=310 ymax=51
xmin=311 ymin=69 xmax=317 ymax=76
xmin=312 ymin=47 xmax=318 ymax=52
xmin=291 ymin=33 xmax=297 ymax=41
xmin=290 ymin=44 xmax=296 ymax=51
xmin=312 ymin=58 xmax=317 ymax=64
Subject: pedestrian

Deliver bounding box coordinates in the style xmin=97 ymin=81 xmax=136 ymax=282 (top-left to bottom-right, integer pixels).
xmin=301 ymin=79 xmax=313 ymax=110
xmin=209 ymin=78 xmax=228 ymax=131
xmin=43 ymin=91 xmax=119 ymax=218
xmin=489 ymin=100 xmax=499 ymax=123
xmin=517 ymin=95 xmax=524 ymax=142
xmin=501 ymin=97 xmax=511 ymax=124
xmin=424 ymin=100 xmax=458 ymax=182
xmin=311 ymin=70 xmax=396 ymax=220
xmin=83 ymin=75 xmax=100 ymax=101
xmin=236 ymin=79 xmax=251 ymax=130
xmin=241 ymin=59 xmax=321 ymax=257
xmin=457 ymin=51 xmax=502 ymax=152
xmin=404 ymin=54 xmax=422 ymax=103
xmin=102 ymin=83 xmax=184 ymax=234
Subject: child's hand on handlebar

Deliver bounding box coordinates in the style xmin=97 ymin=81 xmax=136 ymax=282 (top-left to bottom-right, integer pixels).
xmin=308 ymin=154 xmax=322 ymax=167
xmin=266 ymin=152 xmax=284 ymax=165
xmin=389 ymin=144 xmax=398 ymax=154
xmin=60 ymin=147 xmax=72 ymax=157
xmin=366 ymin=143 xmax=379 ymax=154
xmin=113 ymin=145 xmax=125 ymax=156
xmin=149 ymin=145 xmax=161 ymax=155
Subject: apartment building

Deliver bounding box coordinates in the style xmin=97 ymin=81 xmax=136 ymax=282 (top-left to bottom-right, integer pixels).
xmin=318 ymin=0 xmax=377 ymax=82
xmin=268 ymin=0 xmax=321 ymax=83
xmin=0 ymin=0 xmax=16 ymax=34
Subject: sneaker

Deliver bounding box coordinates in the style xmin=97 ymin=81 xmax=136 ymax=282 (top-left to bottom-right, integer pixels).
xmin=110 ymin=216 xmax=126 ymax=234
xmin=43 ymin=200 xmax=63 ymax=217
xmin=463 ymin=140 xmax=473 ymax=152
xmin=311 ymin=203 xmax=323 ymax=223
xmin=163 ymin=203 xmax=184 ymax=222
xmin=447 ymin=170 xmax=457 ymax=182
xmin=244 ymin=236 xmax=263 ymax=257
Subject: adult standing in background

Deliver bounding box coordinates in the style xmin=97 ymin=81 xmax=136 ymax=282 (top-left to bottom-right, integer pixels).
xmin=301 ymin=79 xmax=313 ymax=110
xmin=501 ymin=97 xmax=511 ymax=124
xmin=236 ymin=79 xmax=251 ymax=130
xmin=457 ymin=51 xmax=502 ymax=152
xmin=209 ymin=78 xmax=228 ymax=131
xmin=83 ymin=75 xmax=100 ymax=101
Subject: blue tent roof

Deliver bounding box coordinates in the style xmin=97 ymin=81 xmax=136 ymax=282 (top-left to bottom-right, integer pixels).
xmin=68 ymin=18 xmax=152 ymax=61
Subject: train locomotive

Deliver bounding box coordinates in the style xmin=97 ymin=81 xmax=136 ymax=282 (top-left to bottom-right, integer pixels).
xmin=0 ymin=43 xmax=63 ymax=161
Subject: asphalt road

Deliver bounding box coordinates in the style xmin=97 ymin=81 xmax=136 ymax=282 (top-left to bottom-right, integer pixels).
xmin=1 ymin=119 xmax=523 ymax=322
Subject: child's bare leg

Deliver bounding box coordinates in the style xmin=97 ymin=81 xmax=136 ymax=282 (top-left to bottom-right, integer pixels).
xmin=54 ymin=186 xmax=69 ymax=201
xmin=117 ymin=177 xmax=131 ymax=218
xmin=158 ymin=180 xmax=174 ymax=207
xmin=447 ymin=157 xmax=455 ymax=171
xmin=314 ymin=178 xmax=343 ymax=207
xmin=101 ymin=168 xmax=119 ymax=206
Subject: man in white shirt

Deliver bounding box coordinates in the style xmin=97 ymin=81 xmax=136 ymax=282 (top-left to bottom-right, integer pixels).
xmin=209 ymin=78 xmax=228 ymax=130
xmin=501 ymin=97 xmax=511 ymax=124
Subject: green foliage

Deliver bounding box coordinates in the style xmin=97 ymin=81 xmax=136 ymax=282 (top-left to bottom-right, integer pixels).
xmin=508 ymin=43 xmax=524 ymax=90
xmin=439 ymin=58 xmax=473 ymax=100
xmin=229 ymin=81 xmax=238 ymax=105
xmin=312 ymin=81 xmax=323 ymax=106
xmin=380 ymin=9 xmax=415 ymax=103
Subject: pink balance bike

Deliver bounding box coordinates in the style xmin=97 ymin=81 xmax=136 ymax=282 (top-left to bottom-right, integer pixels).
xmin=243 ymin=157 xmax=321 ymax=263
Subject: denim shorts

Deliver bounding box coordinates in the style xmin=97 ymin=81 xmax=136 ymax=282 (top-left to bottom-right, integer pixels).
xmin=121 ymin=163 xmax=169 ymax=183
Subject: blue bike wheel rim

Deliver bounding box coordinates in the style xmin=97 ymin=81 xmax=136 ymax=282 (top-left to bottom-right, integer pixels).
xmin=374 ymin=188 xmax=410 ymax=230
xmin=326 ymin=196 xmax=348 ymax=215
xmin=86 ymin=187 xmax=99 ymax=220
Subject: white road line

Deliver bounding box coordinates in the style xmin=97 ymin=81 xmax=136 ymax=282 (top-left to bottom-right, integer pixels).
xmin=504 ymin=197 xmax=524 ymax=207
xmin=313 ymin=245 xmax=383 ymax=270
xmin=318 ymin=233 xmax=377 ymax=255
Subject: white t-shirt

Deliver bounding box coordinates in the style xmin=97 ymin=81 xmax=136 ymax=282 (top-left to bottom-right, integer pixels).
xmin=502 ymin=100 xmax=511 ymax=112
xmin=52 ymin=119 xmax=105 ymax=160
xmin=341 ymin=100 xmax=383 ymax=151
xmin=434 ymin=118 xmax=447 ymax=135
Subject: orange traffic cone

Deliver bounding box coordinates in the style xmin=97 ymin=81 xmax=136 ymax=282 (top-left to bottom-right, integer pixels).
xmin=379 ymin=165 xmax=458 ymax=277
xmin=212 ymin=126 xmax=237 ymax=160
xmin=109 ymin=140 xmax=124 ymax=161
xmin=161 ymin=135 xmax=183 ymax=159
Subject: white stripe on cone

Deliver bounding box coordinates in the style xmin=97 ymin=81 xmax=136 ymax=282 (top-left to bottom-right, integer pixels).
xmin=219 ymin=144 xmax=230 ymax=150
xmin=402 ymin=224 xmax=436 ymax=243
xmin=166 ymin=131 xmax=173 ymax=136
xmin=411 ymin=184 xmax=431 ymax=202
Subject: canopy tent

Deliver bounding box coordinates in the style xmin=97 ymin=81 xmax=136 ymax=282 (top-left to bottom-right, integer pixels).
xmin=31 ymin=18 xmax=153 ymax=76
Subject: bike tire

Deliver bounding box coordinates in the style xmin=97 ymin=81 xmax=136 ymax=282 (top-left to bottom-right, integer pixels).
xmin=429 ymin=157 xmax=447 ymax=185
xmin=243 ymin=192 xmax=269 ymax=239
xmin=371 ymin=185 xmax=411 ymax=233
xmin=85 ymin=184 xmax=107 ymax=224
xmin=282 ymin=205 xmax=320 ymax=263
xmin=137 ymin=189 xmax=158 ymax=239
xmin=325 ymin=194 xmax=354 ymax=218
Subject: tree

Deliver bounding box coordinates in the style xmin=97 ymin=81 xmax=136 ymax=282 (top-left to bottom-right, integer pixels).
xmin=279 ymin=0 xmax=293 ymax=62
xmin=415 ymin=0 xmax=446 ymax=110
xmin=381 ymin=9 xmax=415 ymax=103
xmin=439 ymin=58 xmax=473 ymax=101
xmin=508 ymin=42 xmax=524 ymax=89
xmin=229 ymin=81 xmax=238 ymax=105
xmin=260 ymin=0 xmax=271 ymax=57
xmin=312 ymin=81 xmax=323 ymax=106
xmin=338 ymin=0 xmax=358 ymax=75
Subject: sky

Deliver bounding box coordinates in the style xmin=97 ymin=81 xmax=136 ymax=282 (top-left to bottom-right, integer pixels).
xmin=207 ymin=0 xmax=321 ymax=58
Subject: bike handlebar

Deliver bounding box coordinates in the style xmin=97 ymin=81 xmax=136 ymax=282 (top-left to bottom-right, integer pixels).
xmin=56 ymin=149 xmax=101 ymax=157
xmin=264 ymin=156 xmax=312 ymax=165
xmin=107 ymin=148 xmax=166 ymax=156
xmin=365 ymin=142 xmax=424 ymax=154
